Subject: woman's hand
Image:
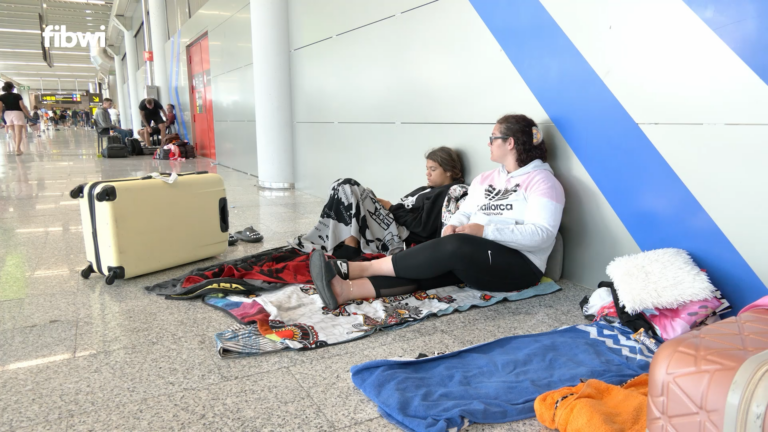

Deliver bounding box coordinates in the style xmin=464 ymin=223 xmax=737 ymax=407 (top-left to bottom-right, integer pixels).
xmin=442 ymin=225 xmax=457 ymax=236
xmin=455 ymin=223 xmax=484 ymax=237
xmin=377 ymin=198 xmax=392 ymax=210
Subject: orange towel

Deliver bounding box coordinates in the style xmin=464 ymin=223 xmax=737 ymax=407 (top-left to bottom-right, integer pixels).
xmin=534 ymin=374 xmax=648 ymax=432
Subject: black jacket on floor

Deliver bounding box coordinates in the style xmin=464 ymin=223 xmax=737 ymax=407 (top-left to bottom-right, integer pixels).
xmin=389 ymin=181 xmax=461 ymax=244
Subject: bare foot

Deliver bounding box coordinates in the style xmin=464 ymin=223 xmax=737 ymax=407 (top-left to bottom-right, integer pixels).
xmin=15 ymin=150 xmax=23 ymax=156
xmin=330 ymin=275 xmax=350 ymax=304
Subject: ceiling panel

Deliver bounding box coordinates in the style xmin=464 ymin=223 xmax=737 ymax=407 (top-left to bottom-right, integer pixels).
xmin=0 ymin=0 xmax=114 ymax=88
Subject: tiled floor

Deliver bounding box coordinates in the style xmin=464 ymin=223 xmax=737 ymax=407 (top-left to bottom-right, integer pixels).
xmin=0 ymin=128 xmax=592 ymax=431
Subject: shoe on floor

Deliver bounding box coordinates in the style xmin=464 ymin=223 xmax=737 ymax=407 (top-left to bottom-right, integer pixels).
xmin=233 ymin=226 xmax=263 ymax=243
xmin=228 ymin=233 xmax=239 ymax=246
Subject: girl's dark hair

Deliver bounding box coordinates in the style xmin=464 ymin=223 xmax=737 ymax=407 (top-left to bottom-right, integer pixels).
xmin=2 ymin=81 xmax=15 ymax=93
xmin=33 ymin=105 xmax=38 ymax=110
xmin=496 ymin=114 xmax=547 ymax=167
xmin=425 ymin=146 xmax=464 ymax=183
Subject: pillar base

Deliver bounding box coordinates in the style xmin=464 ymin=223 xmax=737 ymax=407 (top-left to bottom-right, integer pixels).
xmin=258 ymin=181 xmax=294 ymax=189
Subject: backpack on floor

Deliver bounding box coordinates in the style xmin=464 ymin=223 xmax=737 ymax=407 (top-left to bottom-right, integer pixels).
xmin=102 ymin=144 xmax=130 ymax=158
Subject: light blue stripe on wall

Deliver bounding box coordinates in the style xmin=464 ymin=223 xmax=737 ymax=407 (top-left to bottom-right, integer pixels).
xmin=173 ymin=30 xmax=189 ymax=141
xmin=683 ymin=0 xmax=768 ymax=86
xmin=468 ymin=0 xmax=766 ymax=312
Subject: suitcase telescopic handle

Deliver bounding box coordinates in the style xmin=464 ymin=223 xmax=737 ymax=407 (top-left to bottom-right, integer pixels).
xmin=140 ymin=171 xmax=209 ymax=180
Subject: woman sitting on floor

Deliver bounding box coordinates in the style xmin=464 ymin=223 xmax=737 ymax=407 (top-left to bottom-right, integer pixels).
xmin=291 ymin=146 xmax=465 ymax=259
xmin=309 ymin=114 xmax=565 ymax=308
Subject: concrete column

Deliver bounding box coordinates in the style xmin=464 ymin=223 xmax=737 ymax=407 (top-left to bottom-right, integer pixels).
xmin=114 ymin=59 xmax=131 ymax=129
xmin=124 ymin=29 xmax=143 ymax=137
xmin=19 ymin=88 xmax=31 ymax=110
xmin=249 ymin=0 xmax=295 ymax=188
xmin=147 ymin=0 xmax=169 ymax=104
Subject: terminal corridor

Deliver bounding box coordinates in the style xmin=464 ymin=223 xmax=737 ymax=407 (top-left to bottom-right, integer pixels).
xmin=0 ymin=129 xmax=592 ymax=431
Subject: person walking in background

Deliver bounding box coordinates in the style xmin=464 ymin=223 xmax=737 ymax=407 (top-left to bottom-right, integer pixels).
xmin=83 ymin=109 xmax=92 ymax=129
xmin=59 ymin=108 xmax=69 ymax=128
xmin=0 ymin=81 xmax=32 ymax=155
xmin=29 ymin=105 xmax=42 ymax=139
xmin=71 ymin=109 xmax=80 ymax=128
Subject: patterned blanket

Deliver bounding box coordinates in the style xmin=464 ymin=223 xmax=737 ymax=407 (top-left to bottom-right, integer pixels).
xmin=145 ymin=246 xmax=562 ymax=358
xmin=208 ymin=279 xmax=561 ymax=358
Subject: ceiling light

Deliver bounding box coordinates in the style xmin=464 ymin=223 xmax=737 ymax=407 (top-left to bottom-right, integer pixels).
xmin=0 ymin=29 xmax=41 ymax=34
xmin=0 ymin=61 xmax=95 ymax=67
xmin=85 ymin=10 xmax=92 ymax=13
xmin=10 ymin=71 xmax=94 ymax=75
xmin=86 ymin=17 xmax=92 ymax=20
xmin=0 ymin=49 xmax=41 ymax=54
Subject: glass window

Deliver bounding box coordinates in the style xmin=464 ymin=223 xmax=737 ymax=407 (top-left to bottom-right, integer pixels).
xmin=166 ymin=0 xmax=190 ymax=36
xmin=135 ymin=23 xmax=145 ymax=67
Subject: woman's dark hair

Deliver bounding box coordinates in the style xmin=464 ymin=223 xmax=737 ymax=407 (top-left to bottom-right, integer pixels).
xmin=33 ymin=105 xmax=38 ymax=110
xmin=496 ymin=114 xmax=547 ymax=167
xmin=168 ymin=103 xmax=175 ymax=111
xmin=425 ymin=146 xmax=464 ymax=183
xmin=2 ymin=81 xmax=15 ymax=93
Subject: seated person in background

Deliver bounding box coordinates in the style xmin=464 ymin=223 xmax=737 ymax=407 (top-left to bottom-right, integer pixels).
xmin=94 ymin=98 xmax=132 ymax=145
xmin=138 ymin=97 xmax=167 ymax=145
xmin=308 ymin=114 xmax=565 ymax=308
xmin=291 ymin=146 xmax=465 ymax=259
xmin=165 ymin=104 xmax=176 ymax=134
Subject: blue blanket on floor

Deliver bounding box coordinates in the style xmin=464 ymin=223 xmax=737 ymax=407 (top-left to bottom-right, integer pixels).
xmin=350 ymin=320 xmax=652 ymax=432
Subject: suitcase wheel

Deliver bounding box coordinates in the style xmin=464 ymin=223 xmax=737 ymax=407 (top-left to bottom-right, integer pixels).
xmin=105 ymin=272 xmax=117 ymax=285
xmin=80 ymin=264 xmax=94 ymax=279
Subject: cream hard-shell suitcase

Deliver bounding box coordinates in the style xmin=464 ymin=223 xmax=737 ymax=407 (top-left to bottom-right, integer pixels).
xmin=70 ymin=171 xmax=229 ymax=284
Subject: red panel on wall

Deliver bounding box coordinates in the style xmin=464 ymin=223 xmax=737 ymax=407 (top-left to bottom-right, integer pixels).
xmin=187 ymin=35 xmax=216 ymax=160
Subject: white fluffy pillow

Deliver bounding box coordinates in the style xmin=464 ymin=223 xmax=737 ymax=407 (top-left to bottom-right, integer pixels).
xmin=606 ymin=248 xmax=717 ymax=314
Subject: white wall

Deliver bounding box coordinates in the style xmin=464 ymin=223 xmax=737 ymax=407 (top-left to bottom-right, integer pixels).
xmin=288 ymin=0 xmax=640 ymax=287
xmin=164 ymin=0 xmax=258 ymax=175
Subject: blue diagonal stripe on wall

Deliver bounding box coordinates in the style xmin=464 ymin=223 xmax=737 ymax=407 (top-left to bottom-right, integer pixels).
xmin=683 ymin=0 xmax=768 ymax=86
xmin=468 ymin=0 xmax=766 ymax=312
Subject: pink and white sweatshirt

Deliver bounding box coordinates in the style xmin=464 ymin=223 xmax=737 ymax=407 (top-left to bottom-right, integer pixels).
xmin=447 ymin=159 xmax=565 ymax=272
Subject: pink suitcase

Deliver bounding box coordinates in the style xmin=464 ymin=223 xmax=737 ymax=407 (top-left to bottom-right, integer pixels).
xmin=647 ymin=309 xmax=768 ymax=431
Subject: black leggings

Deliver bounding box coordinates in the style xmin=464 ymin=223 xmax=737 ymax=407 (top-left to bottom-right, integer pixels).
xmin=369 ymin=234 xmax=543 ymax=297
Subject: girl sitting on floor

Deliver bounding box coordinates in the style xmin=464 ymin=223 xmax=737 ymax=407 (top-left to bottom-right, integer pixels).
xmin=309 ymin=114 xmax=565 ymax=308
xmin=291 ymin=146 xmax=465 ymax=259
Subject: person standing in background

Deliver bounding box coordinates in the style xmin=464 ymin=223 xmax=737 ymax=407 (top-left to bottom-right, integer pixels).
xmin=165 ymin=104 xmax=176 ymax=134
xmin=29 ymin=105 xmax=42 ymax=138
xmin=108 ymin=105 xmax=119 ymax=126
xmin=138 ymin=98 xmax=168 ymax=144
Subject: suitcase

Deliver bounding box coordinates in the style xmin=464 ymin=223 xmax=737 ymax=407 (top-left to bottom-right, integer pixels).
xmin=101 ymin=144 xmax=130 ymax=158
xmin=69 ymin=171 xmax=229 ymax=285
xmin=647 ymin=309 xmax=768 ymax=432
xmin=126 ymin=138 xmax=143 ymax=156
xmin=107 ymin=134 xmax=123 ymax=146
xmin=143 ymin=145 xmax=160 ymax=156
